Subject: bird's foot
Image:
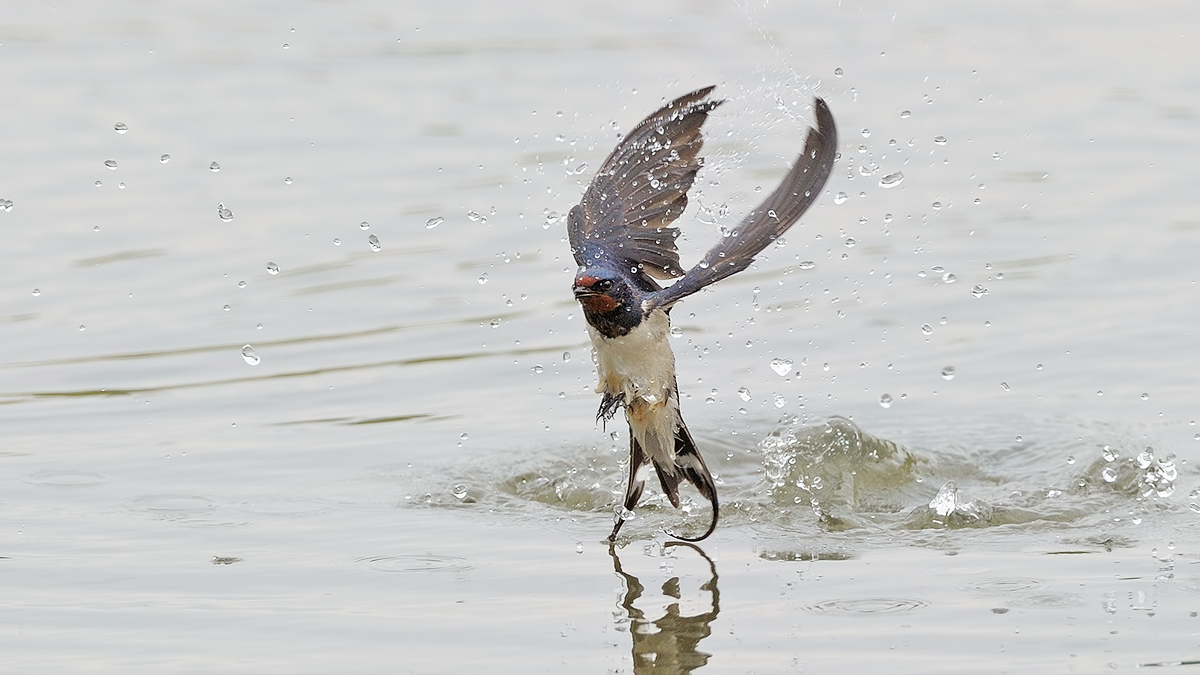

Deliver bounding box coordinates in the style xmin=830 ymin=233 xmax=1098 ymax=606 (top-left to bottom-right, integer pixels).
xmin=596 ymin=392 xmax=625 ymax=425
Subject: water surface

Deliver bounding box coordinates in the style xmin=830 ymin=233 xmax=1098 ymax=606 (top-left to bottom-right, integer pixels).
xmin=2 ymin=1 xmax=1199 ymax=672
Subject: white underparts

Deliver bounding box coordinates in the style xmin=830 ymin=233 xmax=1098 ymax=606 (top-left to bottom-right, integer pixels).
xmin=587 ymin=309 xmax=680 ymax=468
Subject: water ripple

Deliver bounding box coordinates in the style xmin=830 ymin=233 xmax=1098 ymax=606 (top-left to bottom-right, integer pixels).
xmin=24 ymin=470 xmax=109 ymax=487
xmin=803 ymin=597 xmax=928 ymax=615
xmin=354 ymin=554 xmax=473 ymax=574
xmin=966 ymin=578 xmax=1042 ymax=594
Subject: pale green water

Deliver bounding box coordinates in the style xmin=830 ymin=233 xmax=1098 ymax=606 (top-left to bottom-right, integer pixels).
xmin=2 ymin=1 xmax=1200 ymax=672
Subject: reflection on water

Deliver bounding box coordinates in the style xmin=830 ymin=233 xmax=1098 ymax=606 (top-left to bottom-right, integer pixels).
xmin=609 ymin=542 xmax=719 ymax=674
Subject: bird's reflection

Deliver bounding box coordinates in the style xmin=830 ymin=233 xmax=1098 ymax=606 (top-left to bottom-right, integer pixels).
xmin=608 ymin=541 xmax=720 ymax=673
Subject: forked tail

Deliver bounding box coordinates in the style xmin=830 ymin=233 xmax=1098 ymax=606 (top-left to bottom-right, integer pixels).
xmin=608 ymin=414 xmax=719 ymax=542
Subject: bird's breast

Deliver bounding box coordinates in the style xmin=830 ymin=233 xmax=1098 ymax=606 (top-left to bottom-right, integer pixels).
xmin=587 ymin=309 xmax=676 ymax=407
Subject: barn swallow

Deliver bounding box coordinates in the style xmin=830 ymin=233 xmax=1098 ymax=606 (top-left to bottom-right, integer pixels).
xmin=569 ymin=85 xmax=837 ymax=542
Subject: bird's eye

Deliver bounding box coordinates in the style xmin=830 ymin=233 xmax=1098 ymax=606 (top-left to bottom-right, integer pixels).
xmin=595 ymin=279 xmax=614 ymax=292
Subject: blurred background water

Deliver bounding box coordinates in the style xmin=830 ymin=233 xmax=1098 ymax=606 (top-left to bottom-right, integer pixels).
xmin=2 ymin=1 xmax=1199 ymax=672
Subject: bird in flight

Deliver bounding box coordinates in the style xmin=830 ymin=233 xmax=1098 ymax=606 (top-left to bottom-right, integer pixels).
xmin=568 ymin=85 xmax=837 ymax=541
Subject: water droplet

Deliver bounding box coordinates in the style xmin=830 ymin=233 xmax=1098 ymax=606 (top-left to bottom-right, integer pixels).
xmin=95 ymin=180 xmax=103 ymax=187
xmin=562 ymin=351 xmax=571 ymax=362
xmin=942 ymin=272 xmax=956 ymax=283
xmin=1102 ymin=446 xmax=1119 ymax=462
xmin=367 ymin=234 xmax=381 ymax=251
xmin=900 ymin=110 xmax=911 ymax=119
xmin=921 ymin=323 xmax=933 ymax=335
xmin=104 ymin=159 xmax=117 ymax=170
xmin=282 ymin=43 xmax=290 ymax=50
xmin=209 ymin=162 xmax=221 ymax=172
xmin=217 ymin=203 xmax=233 ymax=222
xmin=1000 ymin=382 xmax=1010 ymax=391
xmin=879 ymin=172 xmax=904 ymax=188
xmin=1141 ymin=393 xmax=1150 ymax=401
xmin=1066 ymin=455 xmax=1076 ymax=465
xmin=669 ymin=325 xmax=683 ymax=338
xmin=773 ymin=393 xmax=787 ymax=408
xmin=861 ymin=128 xmax=871 ymax=139
xmin=834 ymin=67 xmax=843 ymax=77
xmin=1101 ymin=466 xmax=1118 ymax=483
xmin=332 ymin=237 xmax=341 ymax=246
xmin=118 ymin=182 xmax=125 ymax=189
xmin=797 ymin=260 xmax=816 ymax=270
xmin=467 ymin=211 xmax=484 ymax=222
xmin=971 ymin=284 xmax=989 ymax=298
xmin=114 ymin=122 xmax=128 ymax=134
xmin=931 ymin=201 xmax=943 ymax=210
xmin=879 ymin=393 xmax=893 ymax=408
xmin=531 ymin=364 xmax=544 ymax=374
xmin=425 ymin=216 xmax=444 ymax=229
xmin=737 ymin=387 xmax=752 ymax=402
xmin=477 ymin=272 xmax=488 ymax=284
xmin=241 ymin=345 xmax=260 ymax=365
xmin=941 ymin=366 xmax=955 ymax=380
xmin=266 ymin=262 xmax=280 ymax=275
xmin=1137 ymin=448 xmax=1154 ymax=469
xmin=933 ymin=135 xmax=947 ymax=145
xmin=238 ymin=280 xmax=246 ymax=288
xmin=489 ymin=318 xmax=500 ymax=328
xmin=844 ymin=237 xmax=856 ymax=248
xmin=222 ymin=304 xmax=231 ymax=312
xmin=159 ymin=154 xmax=170 ymax=163
xmin=284 ymin=176 xmax=292 ymax=184
xmin=452 ymin=484 xmax=468 ymax=500
xmin=833 ymin=191 xmax=848 ymax=205
xmin=576 ymin=542 xmax=584 ymax=554
xmin=359 ymin=221 xmax=370 ymax=230
xmin=769 ymin=358 xmax=794 ymax=376
xmin=78 ymin=324 xmax=86 ymax=331
xmin=32 ymin=288 xmax=40 ymax=296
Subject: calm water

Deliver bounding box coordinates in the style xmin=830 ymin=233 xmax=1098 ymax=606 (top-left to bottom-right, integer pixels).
xmin=2 ymin=1 xmax=1200 ymax=672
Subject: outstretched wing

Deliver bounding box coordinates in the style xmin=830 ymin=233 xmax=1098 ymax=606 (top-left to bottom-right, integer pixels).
xmin=568 ymin=86 xmax=723 ymax=280
xmin=644 ymin=97 xmax=838 ymax=311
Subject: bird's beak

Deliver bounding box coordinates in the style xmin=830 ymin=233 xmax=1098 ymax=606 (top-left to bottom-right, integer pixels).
xmin=573 ymin=284 xmax=597 ymax=299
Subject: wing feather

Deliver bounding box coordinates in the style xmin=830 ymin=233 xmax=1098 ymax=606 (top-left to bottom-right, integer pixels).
xmin=568 ymin=86 xmax=723 ymax=280
xmin=644 ymin=97 xmax=838 ymax=311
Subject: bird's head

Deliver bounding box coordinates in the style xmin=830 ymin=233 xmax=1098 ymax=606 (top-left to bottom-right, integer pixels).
xmin=572 ymin=271 xmax=644 ymax=337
